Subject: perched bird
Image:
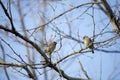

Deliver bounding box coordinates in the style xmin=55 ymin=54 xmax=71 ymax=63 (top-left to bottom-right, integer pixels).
xmin=45 ymin=42 xmax=57 ymax=62
xmin=83 ymin=36 xmax=94 ymax=53
xmin=45 ymin=41 xmax=57 ymax=53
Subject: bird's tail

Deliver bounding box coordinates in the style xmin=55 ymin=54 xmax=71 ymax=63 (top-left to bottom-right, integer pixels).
xmin=91 ymin=49 xmax=94 ymax=53
xmin=50 ymin=53 xmax=52 ymax=63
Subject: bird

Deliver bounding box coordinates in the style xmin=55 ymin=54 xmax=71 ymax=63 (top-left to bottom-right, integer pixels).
xmin=45 ymin=41 xmax=57 ymax=53
xmin=83 ymin=36 xmax=94 ymax=53
xmin=45 ymin=41 xmax=57 ymax=62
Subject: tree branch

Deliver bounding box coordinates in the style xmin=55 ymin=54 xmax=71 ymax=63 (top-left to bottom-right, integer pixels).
xmin=101 ymin=0 xmax=120 ymax=33
xmin=0 ymin=0 xmax=16 ymax=31
xmin=0 ymin=25 xmax=87 ymax=80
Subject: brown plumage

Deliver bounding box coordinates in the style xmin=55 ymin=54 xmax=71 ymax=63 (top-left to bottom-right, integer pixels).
xmin=45 ymin=42 xmax=57 ymax=62
xmin=45 ymin=42 xmax=57 ymax=54
xmin=83 ymin=36 xmax=94 ymax=53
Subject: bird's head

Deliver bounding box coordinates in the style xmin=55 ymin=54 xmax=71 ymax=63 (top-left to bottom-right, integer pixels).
xmin=53 ymin=41 xmax=57 ymax=45
xmin=83 ymin=36 xmax=89 ymax=40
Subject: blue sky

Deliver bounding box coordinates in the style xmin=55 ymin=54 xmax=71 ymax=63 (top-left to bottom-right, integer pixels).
xmin=0 ymin=0 xmax=120 ymax=80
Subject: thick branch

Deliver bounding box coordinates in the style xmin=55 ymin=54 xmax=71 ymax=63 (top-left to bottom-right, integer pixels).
xmin=0 ymin=25 xmax=49 ymax=61
xmin=0 ymin=25 xmax=87 ymax=80
xmin=101 ymin=0 xmax=120 ymax=32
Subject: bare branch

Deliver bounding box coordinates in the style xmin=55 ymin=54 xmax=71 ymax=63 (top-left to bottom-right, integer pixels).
xmin=0 ymin=0 xmax=15 ymax=31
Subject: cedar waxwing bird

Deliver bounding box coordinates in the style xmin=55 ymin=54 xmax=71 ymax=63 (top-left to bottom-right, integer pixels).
xmin=83 ymin=36 xmax=94 ymax=53
xmin=45 ymin=42 xmax=57 ymax=62
xmin=45 ymin=41 xmax=57 ymax=54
